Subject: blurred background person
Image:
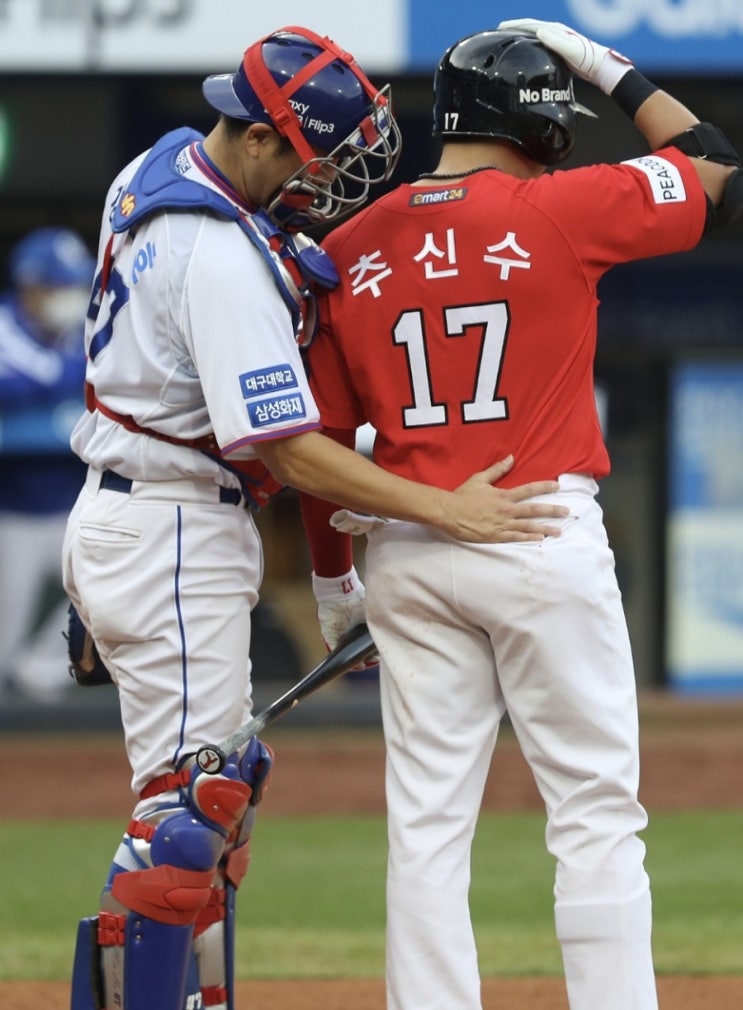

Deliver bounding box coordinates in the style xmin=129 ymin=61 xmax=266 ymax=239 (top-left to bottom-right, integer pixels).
xmin=0 ymin=226 xmax=94 ymax=701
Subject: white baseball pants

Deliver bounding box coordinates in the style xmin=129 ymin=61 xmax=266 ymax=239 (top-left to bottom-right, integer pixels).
xmin=62 ymin=466 xmax=263 ymax=797
xmin=364 ymin=475 xmax=657 ymax=1010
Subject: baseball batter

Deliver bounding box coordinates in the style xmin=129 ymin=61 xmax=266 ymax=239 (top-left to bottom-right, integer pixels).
xmin=300 ymin=21 xmax=742 ymax=1010
xmin=62 ymin=25 xmax=570 ymax=1010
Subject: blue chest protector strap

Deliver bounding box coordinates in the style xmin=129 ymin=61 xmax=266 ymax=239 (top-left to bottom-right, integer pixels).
xmin=87 ymin=128 xmax=339 ymax=510
xmin=110 ymin=127 xmax=339 ymax=340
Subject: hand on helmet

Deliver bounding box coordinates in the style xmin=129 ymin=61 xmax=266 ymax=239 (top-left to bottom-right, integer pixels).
xmin=312 ymin=567 xmax=379 ymax=669
xmin=498 ymin=19 xmax=634 ymax=94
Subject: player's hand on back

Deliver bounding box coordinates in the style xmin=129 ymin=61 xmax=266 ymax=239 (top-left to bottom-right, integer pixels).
xmin=446 ymin=455 xmax=570 ymax=544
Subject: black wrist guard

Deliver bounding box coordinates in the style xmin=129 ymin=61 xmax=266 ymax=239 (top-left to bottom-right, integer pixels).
xmin=611 ymin=69 xmax=659 ymax=118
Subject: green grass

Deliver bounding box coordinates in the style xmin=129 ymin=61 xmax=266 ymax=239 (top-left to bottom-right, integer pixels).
xmin=2 ymin=811 xmax=742 ymax=980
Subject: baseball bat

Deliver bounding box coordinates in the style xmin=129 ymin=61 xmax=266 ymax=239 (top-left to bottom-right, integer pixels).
xmin=195 ymin=621 xmax=376 ymax=774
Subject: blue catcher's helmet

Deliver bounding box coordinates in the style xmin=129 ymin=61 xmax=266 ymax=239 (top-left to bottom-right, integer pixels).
xmin=203 ymin=26 xmax=402 ymax=230
xmin=10 ymin=227 xmax=94 ymax=288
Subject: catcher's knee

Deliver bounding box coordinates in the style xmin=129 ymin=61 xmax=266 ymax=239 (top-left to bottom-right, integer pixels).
xmin=109 ymin=763 xmax=252 ymax=918
xmin=184 ymin=736 xmax=273 ymax=835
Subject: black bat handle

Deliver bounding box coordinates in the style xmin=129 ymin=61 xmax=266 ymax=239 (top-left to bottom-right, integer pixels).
xmin=195 ymin=622 xmax=375 ymax=774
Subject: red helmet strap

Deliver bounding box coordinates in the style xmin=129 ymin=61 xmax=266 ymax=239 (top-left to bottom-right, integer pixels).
xmin=242 ymin=26 xmax=381 ymax=169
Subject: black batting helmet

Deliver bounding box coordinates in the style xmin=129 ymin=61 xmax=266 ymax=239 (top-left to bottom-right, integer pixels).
xmin=432 ymin=28 xmax=595 ymax=166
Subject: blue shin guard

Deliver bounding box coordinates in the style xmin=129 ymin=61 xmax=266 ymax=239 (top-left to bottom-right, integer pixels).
xmin=70 ymin=917 xmax=103 ymax=1010
xmin=119 ymin=914 xmax=196 ymax=1010
xmin=70 ymin=913 xmax=197 ymax=1010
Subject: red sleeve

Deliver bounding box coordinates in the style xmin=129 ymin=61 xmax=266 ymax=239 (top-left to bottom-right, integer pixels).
xmin=533 ymin=149 xmax=706 ymax=279
xmin=304 ymin=293 xmax=367 ymax=430
xmin=298 ymin=426 xmax=355 ymax=577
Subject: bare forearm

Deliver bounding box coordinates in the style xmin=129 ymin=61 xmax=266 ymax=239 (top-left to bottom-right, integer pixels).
xmin=256 ymin=431 xmax=570 ymax=545
xmin=257 ymin=430 xmax=450 ymax=526
xmin=633 ymin=89 xmax=697 ymax=151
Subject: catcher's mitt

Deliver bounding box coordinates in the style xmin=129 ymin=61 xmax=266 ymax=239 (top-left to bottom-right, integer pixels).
xmin=65 ymin=602 xmax=113 ymax=687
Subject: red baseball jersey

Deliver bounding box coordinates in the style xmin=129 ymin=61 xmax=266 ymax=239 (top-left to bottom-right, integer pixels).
xmin=307 ymin=148 xmax=706 ymax=489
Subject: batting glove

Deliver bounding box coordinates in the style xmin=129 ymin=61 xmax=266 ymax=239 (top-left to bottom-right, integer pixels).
xmin=498 ymin=18 xmax=634 ymax=95
xmin=330 ymin=508 xmax=390 ymax=536
xmin=312 ymin=566 xmax=379 ymax=669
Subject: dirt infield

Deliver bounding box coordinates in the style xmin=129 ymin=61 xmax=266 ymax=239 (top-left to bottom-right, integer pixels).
xmin=4 ymin=976 xmax=743 ymax=1010
xmin=3 ymin=691 xmax=743 ymax=1009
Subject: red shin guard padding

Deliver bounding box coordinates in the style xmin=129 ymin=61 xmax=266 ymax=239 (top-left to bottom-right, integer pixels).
xmin=111 ymin=863 xmax=213 ymax=925
xmin=225 ymin=839 xmax=250 ymax=889
xmin=194 ymin=887 xmax=226 ymax=937
xmin=191 ymin=775 xmax=252 ymax=831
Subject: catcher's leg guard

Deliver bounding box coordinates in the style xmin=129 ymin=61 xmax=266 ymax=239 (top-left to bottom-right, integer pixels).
xmin=71 ymin=762 xmax=253 ymax=1010
xmin=189 ymin=738 xmax=274 ymax=1010
xmin=70 ymin=917 xmax=103 ymax=1010
xmin=70 ymin=911 xmax=200 ymax=1010
xmin=70 ymin=740 xmax=273 ymax=1010
xmin=191 ymin=845 xmax=247 ymax=1009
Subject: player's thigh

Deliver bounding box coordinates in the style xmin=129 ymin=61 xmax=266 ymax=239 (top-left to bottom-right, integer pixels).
xmin=473 ymin=498 xmax=639 ymax=814
xmin=365 ymin=521 xmax=498 ymax=708
xmin=365 ymin=523 xmax=504 ymax=812
xmin=65 ymin=494 xmax=259 ymax=691
xmin=161 ymin=502 xmax=262 ymax=747
xmin=69 ymin=494 xmax=261 ymax=786
xmin=70 ymin=493 xmax=253 ymax=616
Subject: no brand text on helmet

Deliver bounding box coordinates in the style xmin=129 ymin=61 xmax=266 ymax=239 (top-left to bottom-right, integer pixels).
xmin=519 ymin=87 xmax=572 ymax=104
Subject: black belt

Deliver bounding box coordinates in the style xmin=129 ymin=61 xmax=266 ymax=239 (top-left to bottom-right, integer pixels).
xmin=99 ymin=469 xmax=242 ymax=506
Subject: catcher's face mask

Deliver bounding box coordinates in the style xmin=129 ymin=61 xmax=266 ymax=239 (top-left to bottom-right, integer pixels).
xmin=203 ymin=26 xmax=402 ymax=231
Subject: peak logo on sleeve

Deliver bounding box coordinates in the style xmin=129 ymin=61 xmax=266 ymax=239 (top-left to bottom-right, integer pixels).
xmin=623 ymin=155 xmax=687 ymax=203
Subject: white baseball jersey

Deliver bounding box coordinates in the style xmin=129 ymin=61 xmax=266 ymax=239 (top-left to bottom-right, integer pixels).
xmin=73 ymin=136 xmax=322 ymax=486
xmin=64 ymin=129 xmax=326 ymax=795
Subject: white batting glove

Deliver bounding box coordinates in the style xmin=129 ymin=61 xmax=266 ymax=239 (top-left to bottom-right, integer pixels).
xmin=330 ymin=508 xmax=390 ymax=536
xmin=498 ymin=18 xmax=634 ymax=94
xmin=312 ymin=565 xmax=370 ymax=651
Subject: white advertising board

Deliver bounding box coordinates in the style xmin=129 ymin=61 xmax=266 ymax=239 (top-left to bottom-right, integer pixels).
xmin=0 ymin=0 xmax=406 ymax=72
